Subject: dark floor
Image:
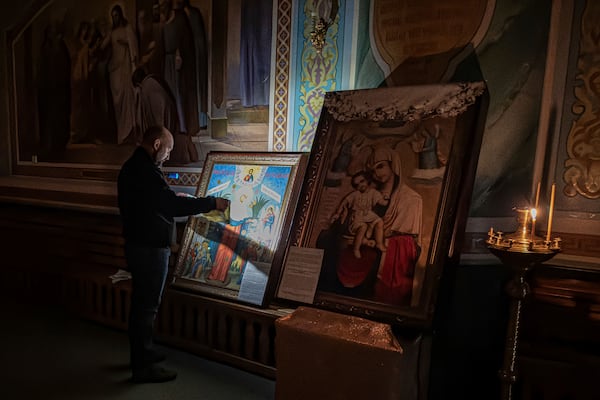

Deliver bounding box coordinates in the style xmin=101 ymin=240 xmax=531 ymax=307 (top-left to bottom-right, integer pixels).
xmin=0 ymin=301 xmax=275 ymax=400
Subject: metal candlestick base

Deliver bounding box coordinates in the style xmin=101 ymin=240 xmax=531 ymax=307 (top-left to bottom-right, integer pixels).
xmin=486 ymin=208 xmax=561 ymax=400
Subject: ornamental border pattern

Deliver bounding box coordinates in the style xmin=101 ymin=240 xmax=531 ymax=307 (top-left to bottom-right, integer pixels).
xmin=272 ymin=0 xmax=293 ymax=152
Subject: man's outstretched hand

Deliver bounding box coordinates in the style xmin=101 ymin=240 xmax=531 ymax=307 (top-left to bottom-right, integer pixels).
xmin=215 ymin=197 xmax=230 ymax=211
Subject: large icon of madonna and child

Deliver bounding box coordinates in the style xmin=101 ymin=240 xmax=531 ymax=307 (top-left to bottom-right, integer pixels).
xmin=289 ymin=82 xmax=488 ymax=315
xmin=279 ymin=82 xmax=487 ymax=318
xmin=316 ymin=144 xmax=427 ymax=306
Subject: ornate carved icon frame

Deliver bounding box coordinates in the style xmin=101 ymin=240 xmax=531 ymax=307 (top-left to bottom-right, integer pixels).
xmin=172 ymin=151 xmax=308 ymax=306
xmin=279 ymin=83 xmax=489 ymax=326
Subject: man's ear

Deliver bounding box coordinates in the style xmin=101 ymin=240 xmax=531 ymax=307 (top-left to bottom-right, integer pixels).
xmin=153 ymin=138 xmax=161 ymax=151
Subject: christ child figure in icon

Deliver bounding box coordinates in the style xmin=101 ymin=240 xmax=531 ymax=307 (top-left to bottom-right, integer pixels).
xmin=331 ymin=171 xmax=389 ymax=258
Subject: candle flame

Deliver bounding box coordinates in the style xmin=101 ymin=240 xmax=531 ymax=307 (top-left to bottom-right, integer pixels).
xmin=530 ymin=208 xmax=537 ymax=221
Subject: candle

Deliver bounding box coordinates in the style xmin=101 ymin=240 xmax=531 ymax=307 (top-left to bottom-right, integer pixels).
xmin=530 ymin=208 xmax=537 ymax=242
xmin=534 ymin=181 xmax=541 ymax=210
xmin=546 ymin=183 xmax=556 ymax=242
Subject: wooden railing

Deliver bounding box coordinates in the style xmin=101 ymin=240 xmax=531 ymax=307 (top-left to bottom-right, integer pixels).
xmin=517 ymin=265 xmax=600 ymax=399
xmin=0 ymin=203 xmax=282 ymax=379
xmin=4 ymin=202 xmax=600 ymax=397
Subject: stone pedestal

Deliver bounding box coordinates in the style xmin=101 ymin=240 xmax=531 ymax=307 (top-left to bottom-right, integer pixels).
xmin=275 ymin=306 xmax=405 ymax=400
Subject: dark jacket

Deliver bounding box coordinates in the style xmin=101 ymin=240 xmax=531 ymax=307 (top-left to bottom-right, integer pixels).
xmin=118 ymin=147 xmax=215 ymax=247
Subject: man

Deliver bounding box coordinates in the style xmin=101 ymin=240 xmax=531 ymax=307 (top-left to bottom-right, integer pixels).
xmin=118 ymin=126 xmax=229 ymax=383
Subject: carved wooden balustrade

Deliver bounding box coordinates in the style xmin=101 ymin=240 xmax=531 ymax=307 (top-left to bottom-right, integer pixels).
xmin=0 ymin=203 xmax=283 ymax=379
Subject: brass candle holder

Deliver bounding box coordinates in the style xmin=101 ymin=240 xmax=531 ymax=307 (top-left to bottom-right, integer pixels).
xmin=487 ymin=207 xmax=561 ymax=255
xmin=486 ymin=206 xmax=561 ymax=400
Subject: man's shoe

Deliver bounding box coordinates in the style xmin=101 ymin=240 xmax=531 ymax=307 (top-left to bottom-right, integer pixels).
xmin=130 ymin=351 xmax=166 ymax=367
xmin=145 ymin=350 xmax=166 ymax=364
xmin=131 ymin=365 xmax=177 ymax=383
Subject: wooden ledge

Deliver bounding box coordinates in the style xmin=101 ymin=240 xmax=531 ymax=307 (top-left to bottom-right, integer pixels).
xmin=0 ymin=175 xmax=118 ymax=213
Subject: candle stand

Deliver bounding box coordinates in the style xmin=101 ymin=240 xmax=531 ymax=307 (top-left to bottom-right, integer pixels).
xmin=486 ymin=208 xmax=561 ymax=400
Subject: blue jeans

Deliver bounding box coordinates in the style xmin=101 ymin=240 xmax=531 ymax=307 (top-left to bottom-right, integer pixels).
xmin=125 ymin=244 xmax=171 ymax=370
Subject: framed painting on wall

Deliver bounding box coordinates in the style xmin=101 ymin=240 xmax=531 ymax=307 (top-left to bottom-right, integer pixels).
xmin=5 ymin=0 xmax=291 ymax=181
xmin=278 ymin=82 xmax=489 ymax=325
xmin=172 ymin=151 xmax=308 ymax=306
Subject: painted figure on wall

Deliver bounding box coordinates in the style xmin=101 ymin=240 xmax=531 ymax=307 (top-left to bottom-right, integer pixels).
xmin=101 ymin=5 xmax=139 ymax=144
xmin=34 ymin=2 xmax=193 ymax=155
xmin=87 ymin=17 xmax=118 ymax=146
xmin=162 ymin=0 xmax=199 ymax=135
xmin=17 ymin=0 xmax=275 ymax=168
xmin=70 ymin=21 xmax=94 ymax=144
xmin=37 ymin=21 xmax=71 ymax=158
xmin=132 ymin=67 xmax=197 ymax=163
xmin=138 ymin=2 xmax=166 ymax=78
xmin=137 ymin=8 xmax=156 ymax=75
xmin=132 ymin=67 xmax=179 ymax=139
xmin=183 ymin=0 xmax=208 ymax=127
xmin=68 ymin=17 xmax=117 ymax=146
xmin=240 ymin=0 xmax=272 ymax=107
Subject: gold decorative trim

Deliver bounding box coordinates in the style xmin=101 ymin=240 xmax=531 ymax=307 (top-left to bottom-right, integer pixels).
xmin=563 ymin=1 xmax=600 ymax=199
xmin=272 ymin=0 xmax=292 ymax=152
xmin=296 ymin=1 xmax=339 ymax=151
xmin=164 ymin=172 xmax=202 ymax=187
